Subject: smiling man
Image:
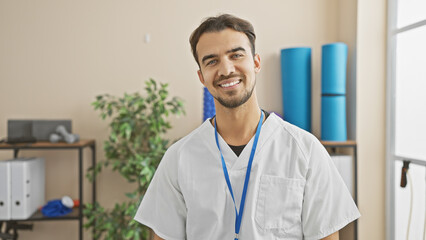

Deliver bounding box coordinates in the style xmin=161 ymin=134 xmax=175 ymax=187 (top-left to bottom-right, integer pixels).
xmin=134 ymin=14 xmax=360 ymax=240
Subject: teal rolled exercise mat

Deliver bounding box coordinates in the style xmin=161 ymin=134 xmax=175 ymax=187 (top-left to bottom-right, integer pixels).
xmin=280 ymin=47 xmax=312 ymax=132
xmin=321 ymin=42 xmax=347 ymax=94
xmin=203 ymin=87 xmax=215 ymax=122
xmin=321 ymin=42 xmax=348 ymax=141
xmin=321 ymin=95 xmax=347 ymax=141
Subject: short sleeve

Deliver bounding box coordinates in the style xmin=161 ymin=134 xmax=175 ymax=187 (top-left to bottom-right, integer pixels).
xmin=301 ymin=139 xmax=360 ymax=240
xmin=134 ymin=146 xmax=187 ymax=240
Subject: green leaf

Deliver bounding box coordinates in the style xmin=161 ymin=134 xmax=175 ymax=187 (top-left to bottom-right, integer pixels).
xmin=150 ymin=78 xmax=157 ymax=90
xmin=119 ymin=107 xmax=128 ymax=115
xmin=124 ymin=230 xmax=134 ymax=239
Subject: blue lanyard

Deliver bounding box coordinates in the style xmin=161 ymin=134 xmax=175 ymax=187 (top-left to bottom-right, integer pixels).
xmin=214 ymin=111 xmax=264 ymax=240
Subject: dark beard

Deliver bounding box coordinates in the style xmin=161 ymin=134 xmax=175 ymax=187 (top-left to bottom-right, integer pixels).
xmin=214 ymin=84 xmax=255 ymax=108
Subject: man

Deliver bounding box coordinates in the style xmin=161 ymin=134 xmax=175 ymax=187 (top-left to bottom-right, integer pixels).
xmin=134 ymin=14 xmax=360 ymax=240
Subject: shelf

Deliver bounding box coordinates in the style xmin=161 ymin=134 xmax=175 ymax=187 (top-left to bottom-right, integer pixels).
xmin=0 ymin=139 xmax=96 ymax=240
xmin=320 ymin=140 xmax=357 ymax=147
xmin=320 ymin=139 xmax=358 ymax=240
xmin=7 ymin=208 xmax=81 ymax=222
xmin=0 ymin=140 xmax=95 ymax=150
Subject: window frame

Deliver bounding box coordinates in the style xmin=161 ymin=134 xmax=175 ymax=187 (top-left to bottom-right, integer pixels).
xmin=386 ymin=1 xmax=426 ymax=239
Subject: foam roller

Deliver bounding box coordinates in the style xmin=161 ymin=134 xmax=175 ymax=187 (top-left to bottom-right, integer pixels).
xmin=203 ymin=87 xmax=215 ymax=121
xmin=321 ymin=96 xmax=347 ymax=141
xmin=321 ymin=43 xmax=348 ymax=94
xmin=281 ymin=47 xmax=312 ymax=132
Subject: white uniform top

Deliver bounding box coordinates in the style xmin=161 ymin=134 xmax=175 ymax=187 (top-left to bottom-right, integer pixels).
xmin=134 ymin=113 xmax=360 ymax=240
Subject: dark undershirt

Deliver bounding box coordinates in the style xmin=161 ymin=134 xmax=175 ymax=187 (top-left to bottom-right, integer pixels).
xmin=228 ymin=110 xmax=270 ymax=157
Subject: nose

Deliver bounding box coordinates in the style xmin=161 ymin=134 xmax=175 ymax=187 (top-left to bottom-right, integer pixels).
xmin=217 ymin=58 xmax=235 ymax=77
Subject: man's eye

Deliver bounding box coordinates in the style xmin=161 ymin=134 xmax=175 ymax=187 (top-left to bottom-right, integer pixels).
xmin=232 ymin=53 xmax=243 ymax=59
xmin=206 ymin=60 xmax=217 ymax=66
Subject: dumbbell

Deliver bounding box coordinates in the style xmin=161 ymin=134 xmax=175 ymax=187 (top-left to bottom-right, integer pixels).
xmin=49 ymin=125 xmax=80 ymax=143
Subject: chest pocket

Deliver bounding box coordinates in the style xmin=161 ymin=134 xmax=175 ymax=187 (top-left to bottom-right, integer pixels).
xmin=255 ymin=175 xmax=305 ymax=236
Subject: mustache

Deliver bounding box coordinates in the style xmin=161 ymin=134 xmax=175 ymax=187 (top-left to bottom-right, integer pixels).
xmin=215 ymin=73 xmax=245 ymax=84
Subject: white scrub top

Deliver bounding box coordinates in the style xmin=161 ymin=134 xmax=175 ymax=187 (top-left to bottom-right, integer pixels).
xmin=134 ymin=113 xmax=360 ymax=240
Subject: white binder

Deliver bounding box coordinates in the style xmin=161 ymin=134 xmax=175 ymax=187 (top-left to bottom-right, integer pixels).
xmin=331 ymin=155 xmax=354 ymax=198
xmin=10 ymin=157 xmax=45 ymax=220
xmin=0 ymin=160 xmax=12 ymax=220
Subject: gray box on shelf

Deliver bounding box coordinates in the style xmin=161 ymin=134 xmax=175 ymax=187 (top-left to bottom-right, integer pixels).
xmin=7 ymin=120 xmax=72 ymax=142
xmin=7 ymin=120 xmax=33 ymax=139
xmin=32 ymin=120 xmax=72 ymax=141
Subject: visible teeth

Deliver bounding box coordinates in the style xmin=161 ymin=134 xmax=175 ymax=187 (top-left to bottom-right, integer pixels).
xmin=221 ymin=80 xmax=240 ymax=88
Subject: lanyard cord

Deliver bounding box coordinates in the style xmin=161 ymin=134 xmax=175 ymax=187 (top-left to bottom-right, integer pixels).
xmin=214 ymin=111 xmax=264 ymax=240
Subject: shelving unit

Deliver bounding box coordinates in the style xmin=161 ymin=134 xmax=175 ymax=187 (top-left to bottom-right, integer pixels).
xmin=0 ymin=140 xmax=96 ymax=240
xmin=320 ymin=140 xmax=358 ymax=240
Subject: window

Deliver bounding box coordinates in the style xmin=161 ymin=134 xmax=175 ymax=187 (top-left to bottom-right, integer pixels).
xmin=394 ymin=25 xmax=426 ymax=161
xmin=392 ymin=0 xmax=426 ymax=162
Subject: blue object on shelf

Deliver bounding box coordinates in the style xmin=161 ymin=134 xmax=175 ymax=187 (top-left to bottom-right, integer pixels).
xmin=321 ymin=42 xmax=348 ymax=94
xmin=280 ymin=47 xmax=312 ymax=132
xmin=203 ymin=87 xmax=215 ymax=121
xmin=321 ymin=95 xmax=347 ymax=141
xmin=41 ymin=199 xmax=72 ymax=217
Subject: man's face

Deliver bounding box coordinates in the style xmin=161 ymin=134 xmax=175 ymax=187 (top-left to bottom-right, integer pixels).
xmin=196 ymin=28 xmax=261 ymax=109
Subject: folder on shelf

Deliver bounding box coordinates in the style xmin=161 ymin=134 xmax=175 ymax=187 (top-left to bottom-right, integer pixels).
xmin=0 ymin=160 xmax=12 ymax=220
xmin=10 ymin=157 xmax=45 ymax=220
xmin=331 ymin=155 xmax=354 ymax=198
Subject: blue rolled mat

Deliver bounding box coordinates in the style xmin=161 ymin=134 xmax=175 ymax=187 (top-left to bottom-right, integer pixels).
xmin=321 ymin=95 xmax=347 ymax=141
xmin=281 ymin=47 xmax=312 ymax=132
xmin=203 ymin=87 xmax=215 ymax=121
xmin=322 ymin=43 xmax=348 ymax=94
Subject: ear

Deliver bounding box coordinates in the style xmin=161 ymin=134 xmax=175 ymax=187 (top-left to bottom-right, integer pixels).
xmin=254 ymin=54 xmax=261 ymax=73
xmin=197 ymin=70 xmax=205 ymax=85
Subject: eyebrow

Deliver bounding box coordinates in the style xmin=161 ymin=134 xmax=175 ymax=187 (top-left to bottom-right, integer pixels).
xmin=201 ymin=47 xmax=247 ymax=65
xmin=226 ymin=47 xmax=246 ymax=54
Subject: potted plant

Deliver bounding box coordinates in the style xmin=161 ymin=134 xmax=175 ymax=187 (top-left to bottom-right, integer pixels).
xmin=84 ymin=78 xmax=185 ymax=240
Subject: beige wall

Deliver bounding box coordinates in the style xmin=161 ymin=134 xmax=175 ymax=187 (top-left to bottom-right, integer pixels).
xmin=356 ymin=0 xmax=387 ymax=239
xmin=336 ymin=2 xmax=359 ymax=238
xmin=338 ymin=0 xmax=358 ymax=141
xmin=0 ymin=0 xmax=386 ymax=239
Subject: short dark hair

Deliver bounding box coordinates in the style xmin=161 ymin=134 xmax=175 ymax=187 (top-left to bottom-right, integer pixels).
xmin=189 ymin=14 xmax=256 ymax=67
